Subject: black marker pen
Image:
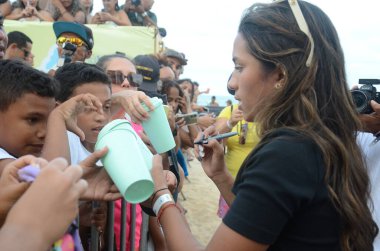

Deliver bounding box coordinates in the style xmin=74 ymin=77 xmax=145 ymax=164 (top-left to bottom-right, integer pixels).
xmin=194 ymin=132 xmax=238 ymax=145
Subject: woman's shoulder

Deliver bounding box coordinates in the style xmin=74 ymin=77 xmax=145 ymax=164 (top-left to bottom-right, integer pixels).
xmin=242 ymin=128 xmax=324 ymax=180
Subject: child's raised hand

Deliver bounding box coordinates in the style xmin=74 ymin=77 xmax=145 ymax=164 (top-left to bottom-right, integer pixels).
xmin=56 ymin=94 xmax=103 ymax=141
xmin=0 ymin=156 xmax=47 ymax=227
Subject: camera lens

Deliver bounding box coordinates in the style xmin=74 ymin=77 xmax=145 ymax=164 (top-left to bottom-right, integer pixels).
xmin=351 ymin=90 xmax=369 ymax=113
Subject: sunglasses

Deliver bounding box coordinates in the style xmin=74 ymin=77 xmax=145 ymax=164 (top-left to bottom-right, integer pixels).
xmin=272 ymin=0 xmax=314 ymax=67
xmin=106 ymin=70 xmax=143 ymax=87
xmin=56 ymin=36 xmax=88 ymax=48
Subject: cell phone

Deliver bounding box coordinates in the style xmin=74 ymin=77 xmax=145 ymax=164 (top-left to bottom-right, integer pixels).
xmin=175 ymin=112 xmax=198 ymax=125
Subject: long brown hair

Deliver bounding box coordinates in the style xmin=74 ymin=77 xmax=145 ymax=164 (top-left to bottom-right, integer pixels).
xmin=239 ymin=1 xmax=377 ymax=250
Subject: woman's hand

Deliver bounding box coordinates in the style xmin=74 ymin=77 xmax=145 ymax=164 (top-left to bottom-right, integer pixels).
xmin=92 ymin=13 xmax=104 ymax=24
xmin=98 ymin=12 xmax=113 ymax=22
xmin=111 ymin=90 xmax=154 ymax=123
xmin=194 ymin=126 xmax=228 ymax=181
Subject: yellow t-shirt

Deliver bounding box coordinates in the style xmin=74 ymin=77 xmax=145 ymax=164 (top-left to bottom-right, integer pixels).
xmin=218 ymin=104 xmax=260 ymax=177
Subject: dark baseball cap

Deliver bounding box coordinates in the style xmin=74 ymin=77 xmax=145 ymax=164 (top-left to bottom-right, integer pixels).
xmin=134 ymin=55 xmax=160 ymax=92
xmin=164 ymin=48 xmax=187 ymax=65
xmin=53 ymin=21 xmax=94 ymax=50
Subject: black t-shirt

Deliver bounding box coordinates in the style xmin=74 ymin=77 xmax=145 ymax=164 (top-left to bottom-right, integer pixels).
xmin=223 ymin=129 xmax=341 ymax=251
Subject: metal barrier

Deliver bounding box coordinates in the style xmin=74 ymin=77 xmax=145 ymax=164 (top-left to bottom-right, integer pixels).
xmin=89 ymin=200 xmax=150 ymax=251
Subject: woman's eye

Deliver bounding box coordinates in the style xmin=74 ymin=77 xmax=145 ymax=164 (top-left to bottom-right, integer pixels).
xmin=234 ymin=65 xmax=243 ymax=72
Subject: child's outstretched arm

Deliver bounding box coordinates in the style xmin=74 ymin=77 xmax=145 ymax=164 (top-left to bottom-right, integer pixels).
xmin=42 ymin=94 xmax=103 ymax=163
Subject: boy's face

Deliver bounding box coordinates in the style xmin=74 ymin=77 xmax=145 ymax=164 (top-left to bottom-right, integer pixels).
xmin=0 ymin=93 xmax=55 ymax=157
xmin=71 ymin=82 xmax=112 ymax=150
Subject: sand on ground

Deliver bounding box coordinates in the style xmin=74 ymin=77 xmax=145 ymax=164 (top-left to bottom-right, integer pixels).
xmin=177 ymin=157 xmax=222 ymax=246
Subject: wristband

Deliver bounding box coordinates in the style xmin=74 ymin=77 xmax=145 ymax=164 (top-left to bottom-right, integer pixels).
xmin=226 ymin=120 xmax=233 ymax=129
xmin=141 ymin=12 xmax=148 ymax=17
xmin=153 ymin=194 xmax=173 ymax=216
xmin=152 ymin=187 xmax=169 ymax=202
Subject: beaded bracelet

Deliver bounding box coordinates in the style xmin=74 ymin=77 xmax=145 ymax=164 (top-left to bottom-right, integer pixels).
xmin=157 ymin=202 xmax=181 ymax=224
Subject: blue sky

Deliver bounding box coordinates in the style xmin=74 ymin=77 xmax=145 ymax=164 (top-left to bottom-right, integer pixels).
xmin=94 ymin=0 xmax=380 ymax=95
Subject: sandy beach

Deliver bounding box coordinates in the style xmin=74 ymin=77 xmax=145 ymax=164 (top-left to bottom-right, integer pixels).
xmin=178 ymin=157 xmax=222 ymax=246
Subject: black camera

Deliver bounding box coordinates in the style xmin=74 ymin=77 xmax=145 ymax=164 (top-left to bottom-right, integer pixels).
xmin=131 ymin=0 xmax=141 ymax=6
xmin=351 ymin=79 xmax=380 ymax=114
xmin=57 ymin=42 xmax=77 ymax=67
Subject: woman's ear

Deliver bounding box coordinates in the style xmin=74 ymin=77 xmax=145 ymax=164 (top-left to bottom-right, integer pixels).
xmin=270 ymin=66 xmax=286 ymax=88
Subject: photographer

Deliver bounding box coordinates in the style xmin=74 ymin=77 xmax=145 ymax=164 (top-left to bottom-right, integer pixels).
xmin=357 ymin=109 xmax=380 ymax=251
xmin=354 ymin=79 xmax=380 ymax=133
xmin=354 ymin=84 xmax=380 ymax=251
xmin=48 ymin=21 xmax=94 ymax=76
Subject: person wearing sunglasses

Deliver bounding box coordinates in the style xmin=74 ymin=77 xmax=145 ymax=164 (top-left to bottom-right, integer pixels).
xmin=147 ymin=1 xmax=378 ymax=251
xmin=4 ymin=31 xmax=34 ymax=66
xmin=97 ymin=54 xmax=142 ymax=92
xmin=49 ymin=21 xmax=93 ymax=75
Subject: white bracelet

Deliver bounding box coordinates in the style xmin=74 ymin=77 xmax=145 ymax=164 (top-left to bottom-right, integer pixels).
xmin=226 ymin=120 xmax=233 ymax=129
xmin=141 ymin=12 xmax=148 ymax=17
xmin=153 ymin=194 xmax=173 ymax=216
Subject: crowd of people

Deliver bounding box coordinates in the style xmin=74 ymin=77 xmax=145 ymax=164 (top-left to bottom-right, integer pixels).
xmin=0 ymin=1 xmax=379 ymax=251
xmin=0 ymin=0 xmax=158 ymax=27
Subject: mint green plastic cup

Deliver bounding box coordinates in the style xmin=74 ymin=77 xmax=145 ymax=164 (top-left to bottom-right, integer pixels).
xmin=141 ymin=97 xmax=176 ymax=153
xmin=95 ymin=119 xmax=154 ymax=203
